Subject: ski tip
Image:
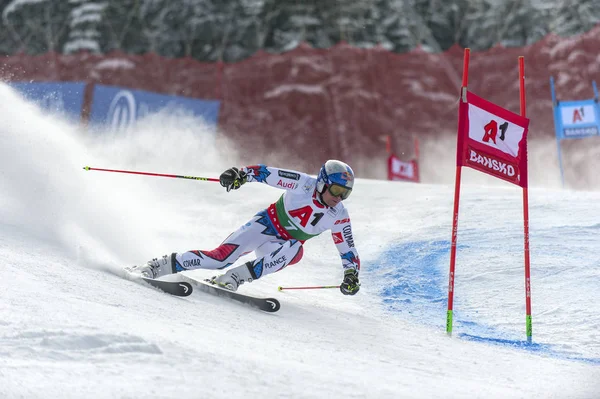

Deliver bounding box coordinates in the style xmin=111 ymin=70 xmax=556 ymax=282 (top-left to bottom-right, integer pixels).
xmin=265 ymin=298 xmax=281 ymax=312
xmin=277 ymin=286 xmax=283 ymax=291
xmin=140 ymin=277 xmax=194 ymax=297
xmin=178 ymin=282 xmax=194 ymax=297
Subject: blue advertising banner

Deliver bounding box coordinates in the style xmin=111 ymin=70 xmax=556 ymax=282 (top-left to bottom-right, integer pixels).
xmin=9 ymin=82 xmax=86 ymax=120
xmin=552 ymin=99 xmax=600 ymax=140
xmin=88 ymin=85 xmax=220 ymax=132
xmin=550 ymin=77 xmax=600 ymax=186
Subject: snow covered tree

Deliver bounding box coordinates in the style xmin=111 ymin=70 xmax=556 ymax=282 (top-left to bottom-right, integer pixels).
xmin=206 ymin=0 xmax=265 ymax=62
xmin=413 ymin=0 xmax=472 ymax=50
xmin=1 ymin=0 xmax=600 ymax=58
xmin=495 ymin=0 xmax=550 ymax=47
xmin=260 ymin=0 xmax=328 ymax=51
xmin=135 ymin=0 xmax=214 ymax=57
xmin=63 ymin=0 xmax=106 ymax=54
xmin=135 ymin=0 xmax=263 ymax=61
xmin=97 ymin=0 xmax=147 ymax=53
xmin=317 ymin=0 xmax=375 ymax=47
xmin=0 ymin=0 xmax=17 ymax=54
xmin=371 ymin=0 xmax=425 ymax=52
xmin=548 ymin=0 xmax=600 ymax=37
xmin=460 ymin=0 xmax=553 ymax=50
xmin=2 ymin=0 xmax=73 ymax=54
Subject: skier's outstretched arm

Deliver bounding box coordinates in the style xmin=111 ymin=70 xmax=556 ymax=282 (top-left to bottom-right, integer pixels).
xmin=219 ymin=164 xmax=313 ymax=192
xmin=331 ymin=211 xmax=361 ymax=296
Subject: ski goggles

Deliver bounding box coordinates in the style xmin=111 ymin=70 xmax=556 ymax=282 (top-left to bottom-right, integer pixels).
xmin=327 ymin=183 xmax=352 ymax=200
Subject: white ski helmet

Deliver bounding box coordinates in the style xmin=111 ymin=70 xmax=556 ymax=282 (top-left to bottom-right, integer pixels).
xmin=316 ymin=160 xmax=355 ymax=200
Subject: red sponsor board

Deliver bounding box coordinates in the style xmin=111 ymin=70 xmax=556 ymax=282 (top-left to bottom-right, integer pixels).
xmin=388 ymin=154 xmax=419 ymax=182
xmin=457 ymin=90 xmax=529 ymax=188
xmin=466 ymin=146 xmax=520 ymax=185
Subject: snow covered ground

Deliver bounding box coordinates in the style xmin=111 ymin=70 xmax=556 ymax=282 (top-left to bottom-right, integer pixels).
xmin=1 ymin=84 xmax=599 ymax=398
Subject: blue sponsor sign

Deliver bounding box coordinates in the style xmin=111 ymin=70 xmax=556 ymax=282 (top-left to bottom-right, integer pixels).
xmin=550 ymin=77 xmax=600 ymax=186
xmin=88 ymin=85 xmax=220 ymax=132
xmin=553 ymin=99 xmax=600 ymax=140
xmin=9 ymin=81 xmax=85 ymax=120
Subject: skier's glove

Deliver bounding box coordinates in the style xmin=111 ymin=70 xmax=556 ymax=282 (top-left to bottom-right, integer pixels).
xmin=340 ymin=269 xmax=360 ymax=295
xmin=220 ymin=167 xmax=247 ymax=192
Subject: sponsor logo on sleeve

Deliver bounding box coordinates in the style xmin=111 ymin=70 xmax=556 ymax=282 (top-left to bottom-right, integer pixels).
xmin=277 ymin=179 xmax=297 ymax=189
xmin=278 ymin=170 xmax=301 ymax=180
xmin=341 ymin=251 xmax=360 ymax=269
xmin=342 ymin=225 xmax=355 ymax=248
xmin=247 ymin=165 xmax=271 ymax=182
xmin=334 ymin=218 xmax=350 ymax=225
xmin=332 ymin=232 xmax=344 ymax=244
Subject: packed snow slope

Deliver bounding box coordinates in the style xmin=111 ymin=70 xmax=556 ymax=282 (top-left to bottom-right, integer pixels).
xmin=0 ymin=84 xmax=599 ymax=399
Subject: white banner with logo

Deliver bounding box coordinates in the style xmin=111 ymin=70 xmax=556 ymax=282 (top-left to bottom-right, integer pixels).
xmin=388 ymin=154 xmax=419 ymax=182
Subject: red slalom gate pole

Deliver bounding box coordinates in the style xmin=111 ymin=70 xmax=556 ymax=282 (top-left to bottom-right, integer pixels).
xmin=447 ymin=47 xmax=470 ymax=337
xmin=278 ymin=285 xmax=340 ymax=291
xmin=519 ymin=56 xmax=533 ymax=343
xmin=83 ymin=166 xmax=220 ymax=182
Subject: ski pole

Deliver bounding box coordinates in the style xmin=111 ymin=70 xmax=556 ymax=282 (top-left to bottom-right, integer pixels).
xmin=278 ymin=285 xmax=340 ymax=291
xmin=83 ymin=166 xmax=219 ymax=182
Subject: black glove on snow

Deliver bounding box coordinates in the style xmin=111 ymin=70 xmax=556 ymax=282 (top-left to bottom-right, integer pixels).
xmin=340 ymin=269 xmax=360 ymax=295
xmin=220 ymin=167 xmax=247 ymax=192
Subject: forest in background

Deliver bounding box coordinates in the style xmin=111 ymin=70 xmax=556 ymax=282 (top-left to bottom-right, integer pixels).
xmin=0 ymin=0 xmax=599 ymax=62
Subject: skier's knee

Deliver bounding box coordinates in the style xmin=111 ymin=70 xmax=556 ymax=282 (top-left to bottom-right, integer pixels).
xmin=203 ymin=243 xmax=239 ymax=261
xmin=288 ymin=245 xmax=303 ymax=266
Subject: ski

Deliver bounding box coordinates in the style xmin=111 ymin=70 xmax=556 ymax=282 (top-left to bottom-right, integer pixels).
xmin=119 ymin=269 xmax=276 ymax=308
xmin=139 ymin=276 xmax=193 ymax=297
xmin=186 ymin=278 xmax=280 ymax=312
xmin=118 ymin=266 xmax=193 ymax=297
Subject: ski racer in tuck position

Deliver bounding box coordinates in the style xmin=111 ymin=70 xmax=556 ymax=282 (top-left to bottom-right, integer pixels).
xmin=126 ymin=160 xmax=361 ymax=296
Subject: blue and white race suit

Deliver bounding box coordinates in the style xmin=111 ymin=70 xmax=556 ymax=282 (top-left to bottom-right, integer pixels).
xmin=172 ymin=165 xmax=360 ymax=280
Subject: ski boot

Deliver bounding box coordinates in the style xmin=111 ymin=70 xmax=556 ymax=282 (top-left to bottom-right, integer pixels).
xmin=126 ymin=254 xmax=177 ymax=279
xmin=210 ymin=262 xmax=254 ymax=291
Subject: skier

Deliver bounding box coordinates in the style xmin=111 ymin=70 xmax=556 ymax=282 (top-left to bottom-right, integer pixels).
xmin=126 ymin=160 xmax=361 ymax=296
